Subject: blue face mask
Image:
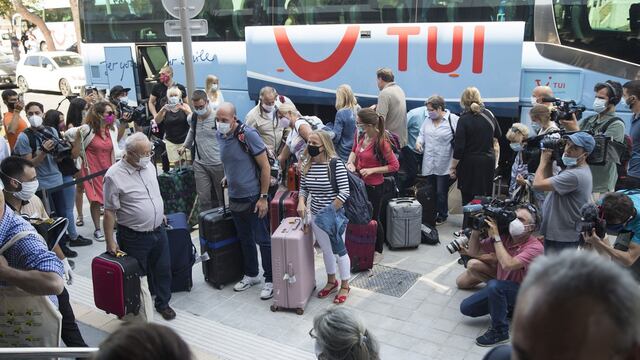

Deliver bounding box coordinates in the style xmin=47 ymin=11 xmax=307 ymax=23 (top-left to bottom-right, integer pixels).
xmin=510 ymin=143 xmax=523 ymax=152
xmin=562 ymin=153 xmax=579 ymax=167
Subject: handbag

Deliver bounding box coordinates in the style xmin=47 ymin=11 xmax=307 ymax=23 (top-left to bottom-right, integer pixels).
xmin=0 ymin=231 xmax=62 ymax=348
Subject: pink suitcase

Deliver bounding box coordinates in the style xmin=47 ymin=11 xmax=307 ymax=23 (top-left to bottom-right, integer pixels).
xmin=270 ymin=217 xmax=315 ymax=315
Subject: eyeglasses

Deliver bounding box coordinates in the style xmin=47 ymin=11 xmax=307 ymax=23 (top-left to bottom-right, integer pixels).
xmin=308 ymin=328 xmax=317 ymax=339
xmin=139 ymin=151 xmax=154 ymax=158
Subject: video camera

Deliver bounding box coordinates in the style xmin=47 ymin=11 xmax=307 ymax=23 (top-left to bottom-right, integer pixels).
xmin=118 ymin=101 xmax=148 ymax=127
xmin=521 ymin=130 xmax=566 ymax=170
xmin=576 ymin=203 xmax=606 ymax=246
xmin=34 ymin=129 xmax=72 ymax=160
xmin=541 ymin=97 xmax=586 ymax=122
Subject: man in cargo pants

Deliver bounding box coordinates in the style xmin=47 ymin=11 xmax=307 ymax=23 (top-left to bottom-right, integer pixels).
xmin=103 ymin=132 xmax=176 ymax=321
xmin=217 ymin=102 xmax=274 ymax=300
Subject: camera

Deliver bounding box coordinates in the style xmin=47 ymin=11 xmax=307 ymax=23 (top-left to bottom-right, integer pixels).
xmin=119 ymin=102 xmax=148 ymax=127
xmin=36 ymin=129 xmax=72 ymax=160
xmin=544 ymin=98 xmax=586 ymax=122
xmin=576 ymin=203 xmax=606 ymax=246
xmin=446 ymin=235 xmax=470 ymax=254
xmin=462 ymin=198 xmax=517 ymax=233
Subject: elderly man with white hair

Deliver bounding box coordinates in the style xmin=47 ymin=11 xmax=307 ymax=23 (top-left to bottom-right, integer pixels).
xmin=103 ymin=132 xmax=176 ymax=321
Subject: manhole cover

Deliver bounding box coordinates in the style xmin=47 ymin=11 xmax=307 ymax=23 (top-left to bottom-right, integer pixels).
xmin=350 ymin=265 xmax=420 ymax=298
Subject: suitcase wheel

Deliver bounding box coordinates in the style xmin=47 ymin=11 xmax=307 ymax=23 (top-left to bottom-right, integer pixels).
xmin=296 ymin=308 xmax=304 ymax=315
xmin=270 ymin=305 xmax=278 ymax=312
xmin=216 ymin=284 xmax=224 ymax=290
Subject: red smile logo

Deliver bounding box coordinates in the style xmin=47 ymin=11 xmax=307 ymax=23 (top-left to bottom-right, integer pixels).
xmin=274 ymin=25 xmax=360 ymax=82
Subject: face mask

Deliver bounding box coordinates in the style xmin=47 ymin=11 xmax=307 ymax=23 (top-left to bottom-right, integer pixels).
xmin=104 ymin=114 xmax=115 ymax=125
xmin=159 ymin=74 xmax=170 ymax=84
xmin=428 ymin=110 xmax=439 ymax=120
xmin=531 ymin=122 xmax=541 ymax=132
xmin=625 ymin=96 xmax=637 ymax=110
xmin=278 ymin=117 xmax=290 ymax=128
xmin=531 ymin=96 xmax=538 ymax=106
xmin=217 ymin=121 xmax=231 ymax=135
xmin=509 ymin=218 xmax=528 ymax=237
xmin=12 ymin=179 xmax=39 ymax=201
xmin=58 ymin=121 xmax=65 ymax=132
xmin=307 ymin=145 xmax=322 ymax=157
xmin=6 ymin=102 xmax=15 ymax=110
xmin=210 ymin=84 xmax=219 ymax=92
xmin=262 ymin=104 xmax=274 ymax=113
xmin=28 ymin=114 xmax=42 ymax=128
xmin=168 ymin=96 xmax=180 ymax=106
xmin=510 ymin=143 xmax=523 ymax=152
xmin=137 ymin=156 xmax=151 ymax=168
xmin=194 ymin=108 xmax=207 ymax=116
xmin=562 ymin=153 xmax=580 ymax=167
xmin=593 ymin=98 xmax=607 ymax=114
xmin=119 ymin=96 xmax=129 ymax=104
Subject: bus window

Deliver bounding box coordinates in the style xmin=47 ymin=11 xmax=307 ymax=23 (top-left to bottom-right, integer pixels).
xmin=44 ymin=7 xmax=73 ymax=22
xmin=416 ymin=0 xmax=533 ymax=40
xmin=274 ymin=0 xmax=412 ymax=26
xmin=554 ymin=1 xmax=639 ymax=65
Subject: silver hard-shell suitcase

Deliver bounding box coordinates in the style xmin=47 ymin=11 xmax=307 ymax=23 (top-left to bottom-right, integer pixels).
xmin=386 ymin=198 xmax=422 ymax=249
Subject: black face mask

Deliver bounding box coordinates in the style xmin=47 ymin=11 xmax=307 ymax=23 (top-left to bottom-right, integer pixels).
xmin=6 ymin=101 xmax=15 ymax=110
xmin=307 ymin=145 xmax=322 ymax=157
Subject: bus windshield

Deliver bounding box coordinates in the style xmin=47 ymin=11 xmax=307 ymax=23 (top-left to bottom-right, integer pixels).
xmin=554 ymin=0 xmax=639 ymax=65
xmin=80 ymin=0 xmax=534 ymax=43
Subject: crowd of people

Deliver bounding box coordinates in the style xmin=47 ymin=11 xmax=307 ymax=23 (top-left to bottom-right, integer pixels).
xmin=2 ymin=63 xmax=640 ymax=359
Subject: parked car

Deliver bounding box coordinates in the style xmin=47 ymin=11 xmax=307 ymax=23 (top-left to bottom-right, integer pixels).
xmin=16 ymin=51 xmax=84 ymax=96
xmin=0 ymin=51 xmax=16 ymax=87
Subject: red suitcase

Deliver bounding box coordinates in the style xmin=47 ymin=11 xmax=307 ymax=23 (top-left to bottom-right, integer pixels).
xmin=270 ymin=190 xmax=299 ymax=234
xmin=270 ymin=217 xmax=315 ymax=315
xmin=287 ymin=163 xmax=300 ymax=191
xmin=345 ymin=220 xmax=377 ymax=272
xmin=92 ymin=252 xmax=142 ymax=318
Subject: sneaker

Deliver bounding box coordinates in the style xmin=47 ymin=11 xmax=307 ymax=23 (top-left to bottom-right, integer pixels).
xmin=68 ymin=259 xmax=75 ymax=270
xmin=373 ymin=251 xmax=384 ymax=265
xmin=233 ymin=275 xmax=261 ymax=292
xmin=260 ymin=282 xmax=274 ymax=300
xmin=158 ymin=306 xmax=176 ymax=321
xmin=61 ymin=245 xmax=78 ymax=258
xmin=475 ymin=328 xmax=509 ymax=347
xmin=435 ymin=217 xmax=447 ymax=226
xmin=69 ymin=235 xmax=93 ymax=247
xmin=94 ymin=229 xmax=105 ymax=242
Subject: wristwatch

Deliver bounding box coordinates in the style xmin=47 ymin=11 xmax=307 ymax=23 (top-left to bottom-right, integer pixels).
xmin=493 ymin=235 xmax=502 ymax=243
xmin=260 ymin=193 xmax=269 ymax=199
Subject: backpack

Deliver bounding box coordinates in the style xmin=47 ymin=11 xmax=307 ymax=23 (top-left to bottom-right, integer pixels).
xmin=584 ymin=116 xmax=629 ymax=166
xmin=235 ymin=123 xmax=280 ymax=195
xmin=619 ymin=134 xmax=633 ymax=176
xmin=328 ymin=157 xmax=372 ymax=224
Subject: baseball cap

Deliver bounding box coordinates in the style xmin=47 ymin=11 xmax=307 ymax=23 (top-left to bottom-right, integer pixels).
xmin=564 ymin=132 xmax=595 ymax=154
xmin=109 ymin=85 xmax=131 ymax=98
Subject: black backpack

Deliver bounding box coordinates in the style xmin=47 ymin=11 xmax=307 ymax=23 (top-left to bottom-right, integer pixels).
xmin=328 ymin=157 xmax=372 ymax=224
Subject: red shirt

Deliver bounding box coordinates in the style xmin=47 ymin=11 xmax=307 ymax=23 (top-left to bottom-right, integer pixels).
xmin=480 ymin=234 xmax=544 ymax=283
xmin=352 ymin=136 xmax=400 ymax=186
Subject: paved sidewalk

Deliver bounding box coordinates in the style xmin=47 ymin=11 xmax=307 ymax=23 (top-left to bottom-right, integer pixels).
xmin=67 ymin=206 xmax=494 ymax=360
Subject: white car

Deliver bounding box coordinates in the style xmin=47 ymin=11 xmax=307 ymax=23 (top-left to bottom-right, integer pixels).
xmin=16 ymin=51 xmax=85 ymax=96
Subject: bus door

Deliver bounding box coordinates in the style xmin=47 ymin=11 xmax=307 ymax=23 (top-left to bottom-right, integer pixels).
xmin=104 ymin=46 xmax=139 ymax=104
xmin=136 ymin=44 xmax=168 ymax=100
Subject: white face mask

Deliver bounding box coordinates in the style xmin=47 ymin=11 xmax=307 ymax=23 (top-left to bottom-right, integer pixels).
xmin=119 ymin=96 xmax=129 ymax=104
xmin=217 ymin=121 xmax=231 ymax=135
xmin=530 ymin=96 xmax=538 ymax=106
xmin=278 ymin=117 xmax=290 ymax=128
xmin=210 ymin=84 xmax=219 ymax=92
xmin=137 ymin=156 xmax=151 ymax=168
xmin=509 ymin=218 xmax=529 ymax=238
xmin=262 ymin=103 xmax=275 ymax=113
xmin=194 ymin=107 xmax=208 ymax=116
xmin=168 ymin=96 xmax=180 ymax=106
xmin=593 ymin=98 xmax=607 ymax=114
xmin=28 ymin=114 xmax=43 ymax=128
xmin=12 ymin=179 xmax=39 ymax=201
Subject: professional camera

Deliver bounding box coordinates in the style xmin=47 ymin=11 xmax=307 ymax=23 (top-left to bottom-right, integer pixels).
xmin=576 ymin=203 xmax=606 ymax=246
xmin=542 ymin=97 xmax=586 ymax=122
xmin=461 ymin=197 xmax=517 ymax=233
xmin=119 ymin=102 xmax=148 ymax=127
xmin=446 ymin=235 xmax=470 ymax=254
xmin=35 ymin=129 xmax=72 ymax=160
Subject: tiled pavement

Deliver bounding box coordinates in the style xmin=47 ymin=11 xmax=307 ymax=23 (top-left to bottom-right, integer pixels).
xmin=67 ymin=204 xmax=495 ymax=360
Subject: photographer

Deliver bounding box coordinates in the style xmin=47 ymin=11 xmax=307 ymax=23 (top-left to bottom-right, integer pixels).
xmin=459 ymin=204 xmax=543 ymax=347
xmin=583 ymin=190 xmax=640 ymax=279
xmin=534 ymin=132 xmax=594 ymax=253
xmin=560 ymin=81 xmax=625 ymax=198
xmin=108 ymin=85 xmax=134 ymax=149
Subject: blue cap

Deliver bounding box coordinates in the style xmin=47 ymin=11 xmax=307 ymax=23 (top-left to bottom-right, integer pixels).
xmin=564 ymin=132 xmax=595 ymax=154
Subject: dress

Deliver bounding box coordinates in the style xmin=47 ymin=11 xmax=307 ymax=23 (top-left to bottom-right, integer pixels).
xmin=82 ymin=130 xmax=113 ymax=204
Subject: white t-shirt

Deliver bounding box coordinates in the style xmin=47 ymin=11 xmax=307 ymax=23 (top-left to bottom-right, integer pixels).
xmin=285 ymin=116 xmax=324 ymax=161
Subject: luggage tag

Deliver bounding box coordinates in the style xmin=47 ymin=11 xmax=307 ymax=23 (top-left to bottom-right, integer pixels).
xmin=194 ymin=252 xmax=210 ymax=264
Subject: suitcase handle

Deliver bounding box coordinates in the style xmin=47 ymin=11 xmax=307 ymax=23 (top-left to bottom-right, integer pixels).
xmin=393 ymin=197 xmax=416 ymax=204
xmin=286 ymin=217 xmax=303 ymax=231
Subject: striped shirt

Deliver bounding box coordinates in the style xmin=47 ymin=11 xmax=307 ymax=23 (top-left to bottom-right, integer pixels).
xmin=300 ymin=159 xmax=350 ymax=215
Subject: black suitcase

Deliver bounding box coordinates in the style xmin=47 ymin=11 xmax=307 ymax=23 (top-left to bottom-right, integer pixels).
xmin=415 ymin=175 xmax=437 ymax=227
xmin=165 ymin=212 xmax=196 ymax=292
xmin=378 ymin=176 xmax=399 ymax=243
xmin=199 ymin=207 xmax=244 ymax=290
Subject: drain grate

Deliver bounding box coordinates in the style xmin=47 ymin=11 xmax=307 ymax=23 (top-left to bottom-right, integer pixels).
xmin=350 ymin=265 xmax=421 ymax=298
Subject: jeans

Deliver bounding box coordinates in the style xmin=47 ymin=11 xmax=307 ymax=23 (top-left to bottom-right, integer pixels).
xmin=193 ymin=162 xmax=225 ymax=211
xmin=460 ymin=279 xmax=520 ymax=334
xmin=230 ymin=196 xmax=272 ymax=283
xmin=425 ymin=174 xmax=450 ymax=220
xmin=544 ymin=239 xmax=580 ymax=254
xmin=117 ymin=225 xmax=172 ymax=310
xmin=57 ymin=287 xmax=87 ymax=347
xmin=59 ymin=175 xmax=78 ymax=240
xmin=365 ymin=183 xmax=385 ymax=253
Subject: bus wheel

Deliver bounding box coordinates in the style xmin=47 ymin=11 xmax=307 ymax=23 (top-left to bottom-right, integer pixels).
xmin=59 ymin=78 xmax=71 ymax=96
xmin=17 ymin=76 xmax=28 ymax=93
xmin=39 ymin=41 xmax=47 ymax=52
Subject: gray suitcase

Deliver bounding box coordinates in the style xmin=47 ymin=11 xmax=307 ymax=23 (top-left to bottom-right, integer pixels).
xmin=386 ymin=198 xmax=422 ymax=249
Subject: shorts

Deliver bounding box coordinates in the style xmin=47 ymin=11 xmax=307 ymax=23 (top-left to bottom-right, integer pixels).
xmin=164 ymin=139 xmax=191 ymax=163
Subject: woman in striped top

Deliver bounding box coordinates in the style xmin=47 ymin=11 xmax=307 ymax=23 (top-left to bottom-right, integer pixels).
xmin=298 ymin=130 xmax=352 ymax=304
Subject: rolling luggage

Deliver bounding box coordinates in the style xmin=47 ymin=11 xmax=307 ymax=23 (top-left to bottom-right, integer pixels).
xmin=415 ymin=176 xmax=437 ymax=226
xmin=269 ymin=190 xmax=299 ymax=234
xmin=270 ymin=217 xmax=315 ymax=315
xmin=287 ymin=163 xmax=300 ymax=191
xmin=345 ymin=220 xmax=377 ymax=272
xmin=92 ymin=251 xmax=142 ymax=318
xmin=158 ymin=162 xmax=197 ymax=216
xmin=165 ymin=212 xmax=197 ymax=292
xmin=199 ymin=205 xmax=244 ymax=290
xmin=386 ymin=198 xmax=422 ymax=249
xmin=378 ymin=176 xmax=399 ymax=243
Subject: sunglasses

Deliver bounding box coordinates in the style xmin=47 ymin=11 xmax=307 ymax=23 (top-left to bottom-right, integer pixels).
xmin=105 ymin=111 xmax=115 ymax=116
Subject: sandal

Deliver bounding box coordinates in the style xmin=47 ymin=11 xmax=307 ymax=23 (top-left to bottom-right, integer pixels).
xmin=333 ymin=286 xmax=351 ymax=304
xmin=317 ymin=280 xmax=339 ymax=299
xmin=76 ymin=217 xmax=84 ymax=227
